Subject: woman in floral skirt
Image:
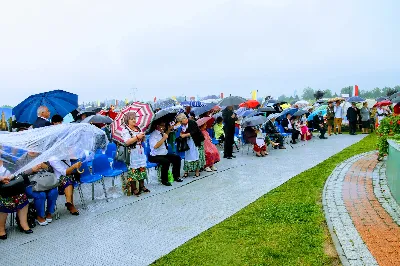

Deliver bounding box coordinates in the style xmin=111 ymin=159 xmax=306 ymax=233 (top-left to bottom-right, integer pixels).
xmin=121 ymin=112 xmax=149 ymax=196
xmin=176 ymin=113 xmax=205 ymax=177
xmin=0 ymin=159 xmax=32 ymax=239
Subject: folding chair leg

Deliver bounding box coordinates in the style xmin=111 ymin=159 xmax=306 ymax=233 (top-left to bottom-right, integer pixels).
xmin=78 ymin=184 xmax=87 ymax=210
xmin=91 ymin=183 xmax=95 ymax=201
xmin=55 ymin=205 xmax=60 ymax=220
xmin=101 ymin=178 xmax=109 ymax=202
xmin=10 ymin=212 xmax=15 ymax=227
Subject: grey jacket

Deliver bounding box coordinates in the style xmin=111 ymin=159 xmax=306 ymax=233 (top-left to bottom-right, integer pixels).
xmin=360 ymin=107 xmax=370 ymax=121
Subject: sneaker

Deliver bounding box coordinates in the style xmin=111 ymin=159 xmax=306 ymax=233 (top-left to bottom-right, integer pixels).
xmin=211 ymin=166 xmax=217 ymax=171
xmin=46 ymin=217 xmax=52 ymax=223
xmin=204 ymin=167 xmax=213 ymax=172
xmin=36 ymin=219 xmax=48 ymax=226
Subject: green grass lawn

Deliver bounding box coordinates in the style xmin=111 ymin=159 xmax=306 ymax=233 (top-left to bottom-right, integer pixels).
xmin=153 ymin=134 xmax=377 ymax=266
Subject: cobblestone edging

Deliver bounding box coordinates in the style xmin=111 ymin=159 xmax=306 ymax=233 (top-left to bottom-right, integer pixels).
xmin=323 ymin=152 xmax=378 ymax=266
xmin=372 ymin=159 xmax=400 ymax=226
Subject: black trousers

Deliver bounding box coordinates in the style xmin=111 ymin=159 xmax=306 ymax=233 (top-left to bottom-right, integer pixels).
xmin=224 ymin=129 xmax=234 ymax=157
xmin=286 ymin=129 xmax=300 ymax=142
xmin=349 ymin=121 xmax=357 ymax=134
xmin=148 ymin=154 xmax=181 ymax=183
xmin=317 ymin=125 xmax=327 ymax=137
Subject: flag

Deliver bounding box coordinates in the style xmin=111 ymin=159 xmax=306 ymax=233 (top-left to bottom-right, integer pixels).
xmin=153 ymin=97 xmax=157 ymax=102
xmin=115 ymin=100 xmax=118 ymax=106
xmin=220 ymin=93 xmax=224 ymax=99
xmin=97 ymin=100 xmax=100 ymax=107
xmin=125 ymin=98 xmax=129 ymax=105
xmin=354 ymin=85 xmax=359 ymax=96
xmin=251 ymin=90 xmax=257 ymax=100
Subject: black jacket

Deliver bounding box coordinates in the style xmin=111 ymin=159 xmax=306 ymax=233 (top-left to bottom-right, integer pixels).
xmin=186 ymin=120 xmax=205 ymax=147
xmin=313 ymin=115 xmax=325 ymax=127
xmin=264 ymin=120 xmax=278 ymax=134
xmin=222 ymin=108 xmax=237 ymax=132
xmin=347 ymin=107 xmax=359 ymax=122
xmin=281 ymin=118 xmax=292 ymax=132
xmin=33 ymin=117 xmax=51 ymax=129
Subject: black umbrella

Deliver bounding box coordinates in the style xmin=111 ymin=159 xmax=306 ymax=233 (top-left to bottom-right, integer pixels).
xmin=267 ymin=99 xmax=277 ymax=104
xmin=293 ymin=109 xmax=308 ymax=117
xmin=376 ymin=97 xmax=388 ymax=102
xmin=290 ymin=100 xmax=297 ymax=105
xmin=346 ymin=96 xmax=365 ymax=103
xmin=241 ymin=115 xmax=268 ymax=127
xmin=317 ymin=99 xmax=326 ymax=103
xmin=81 ymin=114 xmax=113 ymax=124
xmin=192 ymin=103 xmax=216 ymax=117
xmin=218 ymin=96 xmax=246 ymax=106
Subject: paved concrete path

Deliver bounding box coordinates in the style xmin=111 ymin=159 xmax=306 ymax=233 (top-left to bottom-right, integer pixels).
xmin=3 ymin=135 xmax=364 ymax=266
xmin=324 ymin=152 xmax=400 ymax=266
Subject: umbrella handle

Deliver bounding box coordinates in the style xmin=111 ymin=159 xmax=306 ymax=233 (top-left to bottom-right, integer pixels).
xmin=77 ymin=168 xmax=84 ymax=174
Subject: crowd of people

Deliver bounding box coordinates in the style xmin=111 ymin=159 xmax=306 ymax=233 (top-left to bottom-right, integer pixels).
xmin=0 ymin=98 xmax=397 ymax=240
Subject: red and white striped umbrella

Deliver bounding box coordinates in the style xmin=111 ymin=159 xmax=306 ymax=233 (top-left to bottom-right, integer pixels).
xmin=111 ymin=102 xmax=154 ymax=143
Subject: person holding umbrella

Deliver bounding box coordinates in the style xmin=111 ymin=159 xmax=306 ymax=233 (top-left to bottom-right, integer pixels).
xmin=222 ymin=106 xmax=238 ymax=159
xmin=121 ymin=113 xmax=149 ymax=196
xmin=347 ymin=102 xmax=360 ymax=135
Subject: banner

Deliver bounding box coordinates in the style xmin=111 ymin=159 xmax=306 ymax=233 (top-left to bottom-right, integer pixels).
xmin=251 ymin=90 xmax=257 ymax=100
xmin=354 ymin=85 xmax=359 ymax=96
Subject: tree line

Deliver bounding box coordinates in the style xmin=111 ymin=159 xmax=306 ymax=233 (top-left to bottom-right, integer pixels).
xmin=276 ymin=85 xmax=400 ymax=102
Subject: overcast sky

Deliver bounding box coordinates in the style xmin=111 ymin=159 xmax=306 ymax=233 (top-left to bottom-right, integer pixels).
xmin=0 ymin=0 xmax=399 ymax=106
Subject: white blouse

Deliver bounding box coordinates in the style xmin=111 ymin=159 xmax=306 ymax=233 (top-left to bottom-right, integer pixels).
xmin=121 ymin=127 xmax=147 ymax=169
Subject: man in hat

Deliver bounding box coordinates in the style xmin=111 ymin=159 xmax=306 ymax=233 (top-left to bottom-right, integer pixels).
xmin=313 ymin=111 xmax=327 ymax=139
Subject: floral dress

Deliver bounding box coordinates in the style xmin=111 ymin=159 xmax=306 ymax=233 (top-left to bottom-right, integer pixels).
xmin=121 ymin=127 xmax=147 ymax=195
xmin=181 ymin=124 xmax=201 ymax=172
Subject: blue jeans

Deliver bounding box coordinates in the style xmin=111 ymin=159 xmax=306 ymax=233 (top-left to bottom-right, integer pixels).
xmin=25 ymin=187 xmax=58 ymax=218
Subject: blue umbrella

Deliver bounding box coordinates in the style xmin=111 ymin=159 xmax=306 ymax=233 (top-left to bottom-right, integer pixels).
xmin=180 ymin=101 xmax=205 ymax=107
xmin=346 ymin=96 xmax=365 ymax=103
xmin=192 ymin=103 xmax=216 ymax=117
xmin=63 ymin=113 xmax=74 ymax=123
xmin=13 ymin=90 xmax=78 ymax=124
xmin=307 ymin=109 xmax=327 ymax=121
xmin=241 ymin=110 xmax=256 ymax=117
xmin=277 ymin=108 xmax=298 ymax=120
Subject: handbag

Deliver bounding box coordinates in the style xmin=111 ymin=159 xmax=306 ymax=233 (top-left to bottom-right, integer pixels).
xmin=0 ymin=174 xmax=33 ymax=198
xmin=29 ymin=171 xmax=59 ymax=192
xmin=176 ymin=136 xmax=190 ymax=152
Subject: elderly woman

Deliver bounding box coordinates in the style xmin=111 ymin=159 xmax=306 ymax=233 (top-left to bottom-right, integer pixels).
xmin=360 ymin=102 xmax=370 ymax=134
xmin=0 ymin=159 xmax=32 ymax=239
xmin=176 ymin=113 xmax=205 ymax=177
xmin=243 ymin=126 xmax=277 ymax=157
xmin=121 ymin=112 xmax=149 ymax=196
xmin=198 ymin=118 xmax=220 ymax=172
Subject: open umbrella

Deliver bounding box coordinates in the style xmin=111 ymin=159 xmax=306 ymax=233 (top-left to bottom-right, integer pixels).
xmin=295 ymin=100 xmax=309 ymax=108
xmin=316 ymin=105 xmax=328 ymax=111
xmin=13 ymin=90 xmax=78 ymax=124
xmin=376 ymin=97 xmax=388 ymax=102
xmin=374 ymin=100 xmax=392 ymax=107
xmin=267 ymin=113 xmax=281 ymax=121
xmin=346 ymin=96 xmax=365 ymax=103
xmin=240 ymin=110 xmax=257 ymax=117
xmin=196 ymin=117 xmax=212 ymax=127
xmin=112 ymin=102 xmax=154 ymax=143
xmin=239 ymin=100 xmax=260 ymax=108
xmin=293 ymin=109 xmax=308 ymax=117
xmin=392 ymin=97 xmax=400 ymax=104
xmin=192 ymin=103 xmax=216 ymax=117
xmin=277 ymin=108 xmax=298 ymax=120
xmin=241 ymin=116 xmax=267 ymax=127
xmin=389 ymin=92 xmax=400 ymax=100
xmin=307 ymin=109 xmax=327 ymax=121
xmin=81 ymin=114 xmax=113 ymax=124
xmin=218 ymin=96 xmax=246 ymax=106
xmin=258 ymin=107 xmax=276 ymax=113
xmin=180 ymin=101 xmax=205 ymax=107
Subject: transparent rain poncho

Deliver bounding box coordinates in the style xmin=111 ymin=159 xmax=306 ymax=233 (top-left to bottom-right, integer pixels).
xmin=0 ymin=123 xmax=108 ymax=177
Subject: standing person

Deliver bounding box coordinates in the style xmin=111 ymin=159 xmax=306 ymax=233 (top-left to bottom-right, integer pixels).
xmin=148 ymin=121 xmax=183 ymax=186
xmin=333 ymin=101 xmax=343 ymax=134
xmin=376 ymin=105 xmax=391 ymax=125
xmin=281 ymin=113 xmax=299 ymax=144
xmin=347 ymin=102 xmax=359 ymax=135
xmin=33 ymin=106 xmax=51 ymax=129
xmin=198 ymin=120 xmax=220 ymax=171
xmin=121 ymin=113 xmax=149 ymax=196
xmin=360 ymin=102 xmax=370 ymax=134
xmin=176 ymin=113 xmax=205 ymax=177
xmin=222 ymin=106 xmax=237 ymax=159
xmin=326 ymin=102 xmax=335 ymax=136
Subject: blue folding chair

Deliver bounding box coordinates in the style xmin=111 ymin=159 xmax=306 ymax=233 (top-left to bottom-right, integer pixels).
xmin=275 ymin=122 xmax=293 ymax=148
xmin=92 ymin=154 xmax=124 ymax=188
xmin=78 ymin=161 xmax=108 ymax=207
